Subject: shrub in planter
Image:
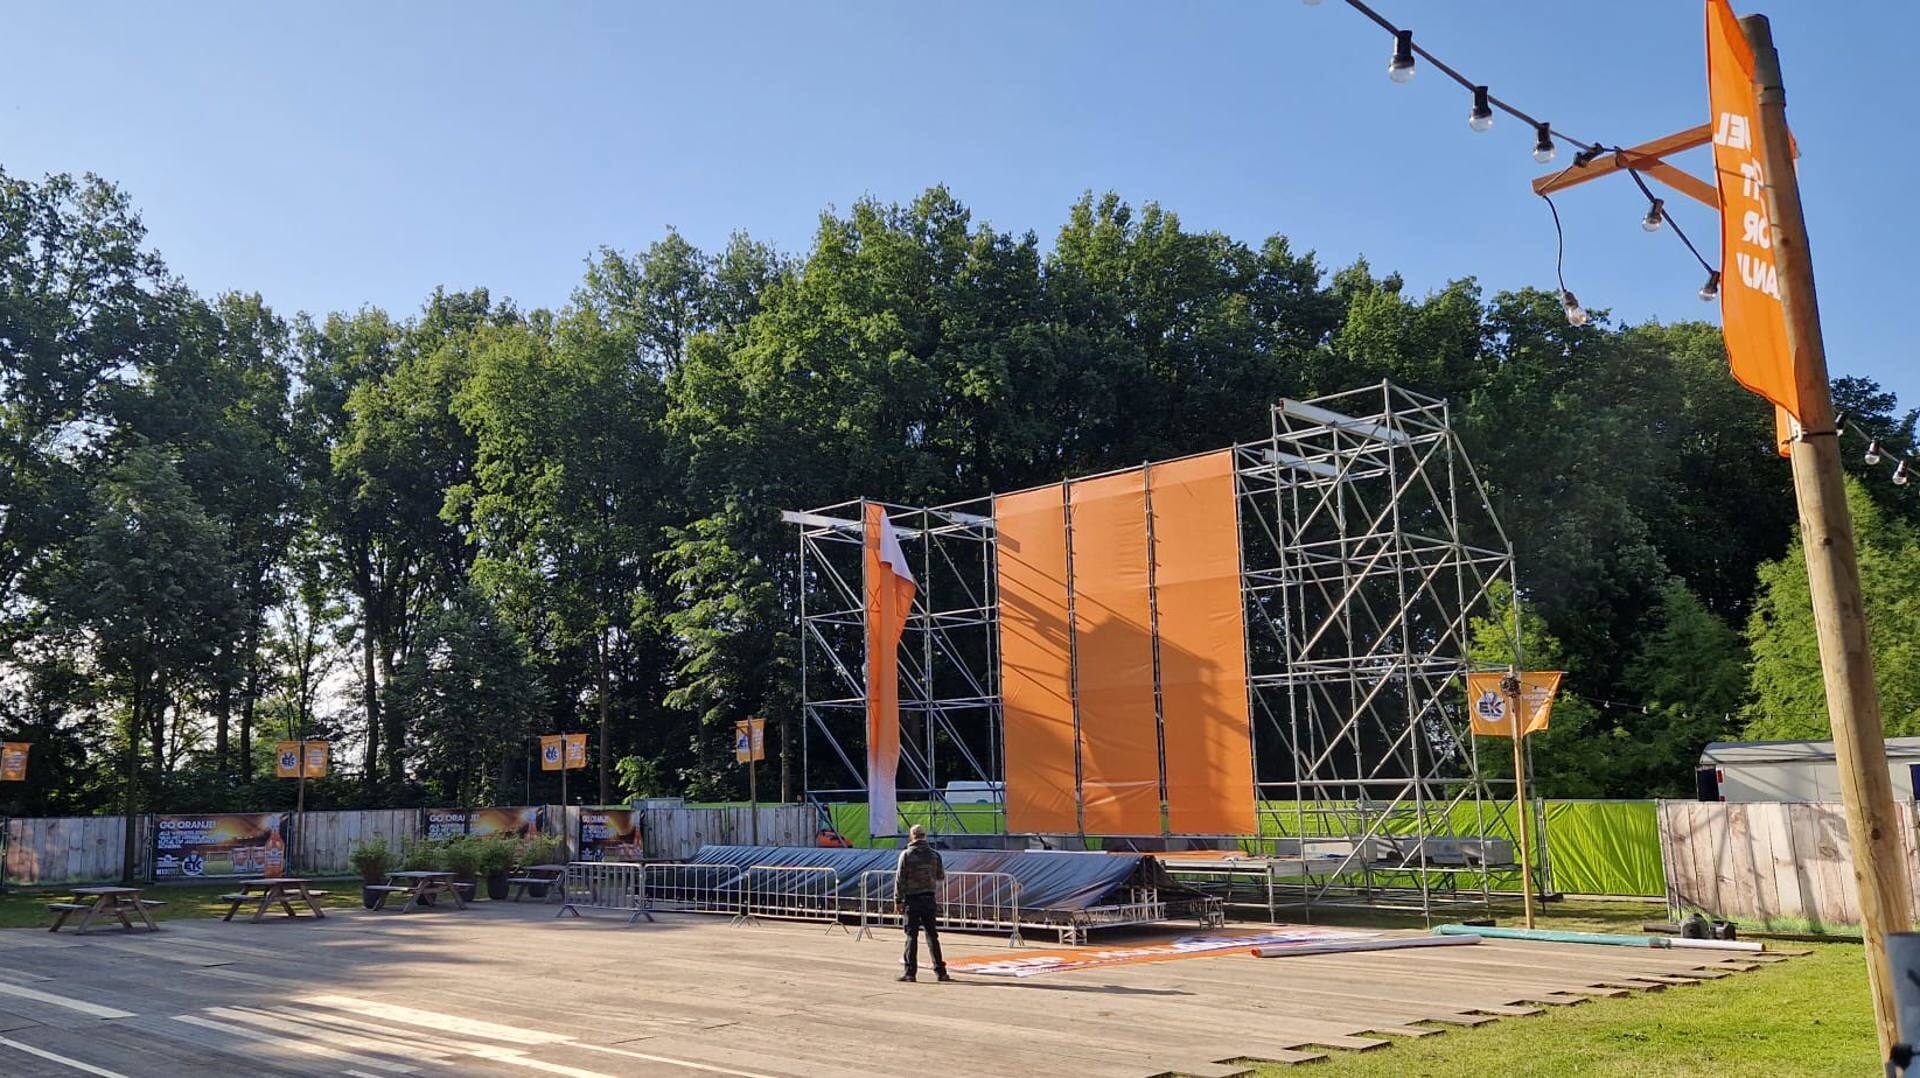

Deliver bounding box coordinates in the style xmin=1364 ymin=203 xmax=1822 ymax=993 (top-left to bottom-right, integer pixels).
xmin=517 ymin=835 xmax=568 ymax=897
xmin=477 ymin=837 xmax=515 ymax=900
xmin=401 ymin=840 xmax=446 ymax=904
xmin=349 ymin=838 xmax=394 ymax=909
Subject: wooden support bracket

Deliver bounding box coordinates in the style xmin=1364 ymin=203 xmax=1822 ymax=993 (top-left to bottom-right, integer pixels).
xmin=1532 ymin=123 xmax=1719 ymax=209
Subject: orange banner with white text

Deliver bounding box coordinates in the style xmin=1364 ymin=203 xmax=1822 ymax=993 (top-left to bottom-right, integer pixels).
xmin=998 ymin=485 xmax=1080 ymax=834
xmin=1708 ymin=0 xmax=1801 ymax=422
xmin=864 ymin=503 xmax=916 ymax=837
xmin=1069 ymin=469 xmax=1162 ymax=835
xmin=1466 ymin=671 xmax=1565 ymax=737
xmin=1150 ymin=452 xmax=1257 ymax=835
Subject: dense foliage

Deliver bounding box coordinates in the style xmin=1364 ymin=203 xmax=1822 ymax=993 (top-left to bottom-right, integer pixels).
xmin=2 ymin=170 xmax=1915 ymax=815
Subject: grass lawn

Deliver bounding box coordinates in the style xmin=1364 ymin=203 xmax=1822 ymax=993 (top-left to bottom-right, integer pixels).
xmin=1246 ymin=899 xmax=1877 ymax=1077
xmin=0 ymin=878 xmax=366 ymax=929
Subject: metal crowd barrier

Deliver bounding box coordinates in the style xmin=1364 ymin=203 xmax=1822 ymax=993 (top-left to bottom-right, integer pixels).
xmin=740 ymin=865 xmax=847 ymax=933
xmin=642 ymin=863 xmax=748 ymax=915
xmin=855 ymin=869 xmax=1022 ymax=946
xmin=556 ymin=861 xmax=654 ymax=926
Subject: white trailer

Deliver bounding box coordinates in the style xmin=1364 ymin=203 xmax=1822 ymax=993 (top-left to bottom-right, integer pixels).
xmin=1697 ymin=737 xmax=1920 ymax=802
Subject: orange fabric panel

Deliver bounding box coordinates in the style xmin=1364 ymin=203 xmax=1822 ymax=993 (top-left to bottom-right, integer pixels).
xmin=1069 ymin=469 xmax=1163 ymax=835
xmin=996 ymin=485 xmax=1080 ymax=834
xmin=864 ymin=504 xmax=915 ymax=837
xmin=1708 ymin=0 xmax=1800 ymax=421
xmin=1150 ymin=452 xmax=1256 ymax=835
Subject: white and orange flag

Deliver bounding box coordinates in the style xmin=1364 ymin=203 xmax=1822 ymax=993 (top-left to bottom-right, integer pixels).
xmin=1708 ymin=0 xmax=1801 ymax=423
xmin=864 ymin=503 xmax=916 ymax=838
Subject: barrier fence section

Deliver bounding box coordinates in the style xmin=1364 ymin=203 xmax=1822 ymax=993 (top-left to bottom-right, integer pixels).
xmin=558 ymin=861 xmax=653 ymax=925
xmin=741 ymin=865 xmax=845 ymax=932
xmin=642 ymin=863 xmax=750 ymax=916
xmin=856 ymin=869 xmax=1023 ymax=946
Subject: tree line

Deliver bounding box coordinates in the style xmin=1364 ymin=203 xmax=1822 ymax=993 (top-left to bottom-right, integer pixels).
xmin=2 ymin=169 xmax=1916 ymax=818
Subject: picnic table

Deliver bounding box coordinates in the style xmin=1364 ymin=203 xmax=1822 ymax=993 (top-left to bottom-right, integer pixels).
xmin=508 ymin=863 xmax=569 ymax=903
xmin=218 ymin=877 xmax=330 ymax=923
xmin=367 ymin=870 xmax=466 ymax=913
xmin=47 ymin=885 xmax=163 ymax=934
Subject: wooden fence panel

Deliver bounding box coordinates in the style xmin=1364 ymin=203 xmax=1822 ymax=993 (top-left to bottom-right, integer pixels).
xmin=5 ymin=815 xmax=129 ymax=885
xmin=1658 ymin=800 xmax=1920 ymax=929
xmin=294 ymin=809 xmax=421 ymax=875
xmin=639 ymin=805 xmax=817 ymax=860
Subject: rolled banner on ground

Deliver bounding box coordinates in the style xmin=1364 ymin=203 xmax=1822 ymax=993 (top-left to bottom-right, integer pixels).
xmin=1254 ymin=934 xmax=1483 ymax=958
xmin=1433 ymin=924 xmax=1764 ymax=953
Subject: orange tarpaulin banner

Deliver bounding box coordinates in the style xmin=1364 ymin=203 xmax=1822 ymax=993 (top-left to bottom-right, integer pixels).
xmin=864 ymin=503 xmax=916 ymax=838
xmin=1150 ymin=452 xmax=1257 ymax=835
xmin=1773 ymin=406 xmax=1797 ymax=459
xmin=1709 ymin=0 xmax=1801 ymax=422
xmin=564 ymin=732 xmax=587 ymax=769
xmin=1069 ymin=469 xmax=1162 ymax=835
xmin=0 ymin=742 xmax=27 ymax=781
xmin=539 ymin=734 xmax=564 ymax=771
xmin=997 ymin=484 xmax=1080 ymax=834
xmin=1466 ymin=671 xmax=1565 ymax=737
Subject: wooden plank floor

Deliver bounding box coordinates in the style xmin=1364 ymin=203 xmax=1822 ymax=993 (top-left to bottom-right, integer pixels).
xmin=0 ymin=902 xmax=1779 ymax=1077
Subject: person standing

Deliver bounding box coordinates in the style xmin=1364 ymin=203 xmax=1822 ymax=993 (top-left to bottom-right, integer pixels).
xmin=895 ymin=824 xmax=952 ymax=982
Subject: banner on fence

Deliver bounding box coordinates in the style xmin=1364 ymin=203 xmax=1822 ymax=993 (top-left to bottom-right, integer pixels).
xmin=154 ymin=812 xmax=290 ymax=879
xmin=421 ymin=806 xmax=544 ymax=841
xmin=0 ymin=742 xmax=27 ymax=781
xmin=578 ymin=809 xmax=642 ymax=861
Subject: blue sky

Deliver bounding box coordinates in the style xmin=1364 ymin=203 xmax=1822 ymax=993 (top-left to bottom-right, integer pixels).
xmin=5 ymin=1 xmax=1912 ymax=406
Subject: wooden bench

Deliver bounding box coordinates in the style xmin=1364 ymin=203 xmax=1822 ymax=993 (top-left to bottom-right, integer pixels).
xmin=507 ymin=876 xmax=563 ymax=902
xmin=364 ymin=884 xmax=413 ymax=910
xmin=45 ymin=902 xmax=89 ymax=932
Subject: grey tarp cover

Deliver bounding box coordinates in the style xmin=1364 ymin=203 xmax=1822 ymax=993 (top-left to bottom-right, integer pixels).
xmin=689 ymin=844 xmax=1199 ymax=913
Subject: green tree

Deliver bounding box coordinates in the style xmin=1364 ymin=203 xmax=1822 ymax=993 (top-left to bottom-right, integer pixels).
xmin=449 ymin=307 xmax=668 ymax=804
xmin=390 ymin=591 xmax=545 ymax=807
xmin=30 ymin=447 xmax=239 ymax=873
xmin=1745 ymin=476 xmax=1920 ymax=739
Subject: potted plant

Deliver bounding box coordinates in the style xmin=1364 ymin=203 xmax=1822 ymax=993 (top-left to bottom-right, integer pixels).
xmin=478 ymin=836 xmax=515 ymax=901
xmin=349 ymin=838 xmax=394 ymax=909
xmin=444 ymin=837 xmax=480 ymax=903
xmin=517 ymin=835 xmax=566 ymax=898
xmin=402 ymin=840 xmax=445 ymax=905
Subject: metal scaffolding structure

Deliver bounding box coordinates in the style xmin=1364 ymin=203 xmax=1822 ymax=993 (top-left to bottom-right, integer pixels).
xmin=787 ymin=498 xmax=1002 ymax=838
xmin=788 ymin=382 xmax=1534 ymax=919
xmin=1238 ymin=383 xmax=1531 ymax=915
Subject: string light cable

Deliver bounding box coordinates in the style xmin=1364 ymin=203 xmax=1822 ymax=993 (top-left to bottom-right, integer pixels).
xmin=1311 ymin=0 xmax=1723 ymax=321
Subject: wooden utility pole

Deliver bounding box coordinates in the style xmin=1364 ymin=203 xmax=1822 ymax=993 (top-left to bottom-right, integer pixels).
xmin=1743 ymin=14 xmax=1910 ymax=1056
xmin=1502 ymin=671 xmax=1537 ymax=930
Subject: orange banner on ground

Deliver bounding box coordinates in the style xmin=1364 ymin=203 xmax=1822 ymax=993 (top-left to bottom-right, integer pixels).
xmin=1069 ymin=469 xmax=1162 ymax=835
xmin=997 ymin=484 xmax=1080 ymax=834
xmin=1149 ymin=452 xmax=1257 ymax=835
xmin=1466 ymin=671 xmax=1565 ymax=737
xmin=1708 ymin=0 xmax=1801 ymax=422
xmin=864 ymin=503 xmax=916 ymax=837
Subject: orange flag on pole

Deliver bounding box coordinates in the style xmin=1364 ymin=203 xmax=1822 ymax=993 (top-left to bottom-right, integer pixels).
xmin=864 ymin=503 xmax=916 ymax=838
xmin=1708 ymin=0 xmax=1802 ymax=422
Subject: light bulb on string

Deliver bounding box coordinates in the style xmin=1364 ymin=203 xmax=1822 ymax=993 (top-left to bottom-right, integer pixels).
xmin=1642 ymin=199 xmax=1666 ymax=233
xmin=1836 ymin=412 xmax=1850 ymax=436
xmin=1561 ymin=290 xmax=1589 ymax=327
xmin=1895 ymin=460 xmax=1911 ymax=487
xmin=1469 ymin=86 xmax=1493 ymax=132
xmin=1573 ymin=144 xmax=1605 ymax=167
xmin=1698 ymin=270 xmax=1721 ymax=302
xmin=1866 ymin=441 xmax=1883 ymax=465
xmin=1388 ymin=30 xmax=1415 ymax=83
xmin=1533 ymin=123 xmax=1555 ymax=164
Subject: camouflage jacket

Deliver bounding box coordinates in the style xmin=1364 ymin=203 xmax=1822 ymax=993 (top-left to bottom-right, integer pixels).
xmin=896 ymin=840 xmax=945 ymax=896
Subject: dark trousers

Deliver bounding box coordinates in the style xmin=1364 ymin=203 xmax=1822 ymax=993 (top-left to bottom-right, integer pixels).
xmin=901 ymin=891 xmax=945 ymax=976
